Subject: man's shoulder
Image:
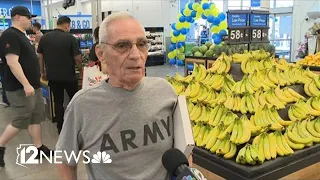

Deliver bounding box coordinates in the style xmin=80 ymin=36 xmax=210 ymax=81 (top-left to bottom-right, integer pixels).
xmin=145 ymin=77 xmax=176 ymax=94
xmin=68 ymin=83 xmax=105 ymax=105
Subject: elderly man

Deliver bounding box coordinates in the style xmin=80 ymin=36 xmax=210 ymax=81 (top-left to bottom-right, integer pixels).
xmin=56 ymin=12 xmax=178 ymax=179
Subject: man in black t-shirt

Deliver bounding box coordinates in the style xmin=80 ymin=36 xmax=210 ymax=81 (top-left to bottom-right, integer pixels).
xmin=0 ymin=6 xmax=51 ymax=168
xmin=37 ymin=16 xmax=83 ymax=134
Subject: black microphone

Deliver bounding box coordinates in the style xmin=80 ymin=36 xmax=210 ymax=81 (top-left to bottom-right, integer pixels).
xmin=162 ymin=148 xmax=199 ymax=180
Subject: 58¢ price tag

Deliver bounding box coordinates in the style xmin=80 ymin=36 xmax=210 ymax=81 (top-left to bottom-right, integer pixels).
xmin=251 ymin=28 xmax=269 ymax=42
xmin=228 ymin=28 xmax=250 ymax=43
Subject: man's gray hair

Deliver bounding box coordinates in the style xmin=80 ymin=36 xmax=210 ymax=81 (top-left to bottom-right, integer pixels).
xmin=99 ymin=11 xmax=145 ymax=43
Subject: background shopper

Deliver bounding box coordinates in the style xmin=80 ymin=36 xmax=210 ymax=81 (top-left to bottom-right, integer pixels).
xmin=56 ymin=11 xmax=178 ymax=180
xmin=37 ymin=16 xmax=83 ymax=134
xmin=32 ymin=22 xmax=43 ymax=51
xmin=0 ymin=6 xmax=51 ymax=168
xmin=89 ymin=26 xmax=99 ymax=62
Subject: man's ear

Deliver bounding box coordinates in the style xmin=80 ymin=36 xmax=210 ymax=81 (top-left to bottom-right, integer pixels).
xmin=95 ymin=44 xmax=104 ymax=62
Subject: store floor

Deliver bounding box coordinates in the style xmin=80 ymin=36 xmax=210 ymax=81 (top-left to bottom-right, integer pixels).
xmin=0 ymin=64 xmax=184 ymax=180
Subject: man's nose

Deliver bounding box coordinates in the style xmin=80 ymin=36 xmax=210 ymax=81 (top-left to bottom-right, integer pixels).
xmin=128 ymin=44 xmax=141 ymax=59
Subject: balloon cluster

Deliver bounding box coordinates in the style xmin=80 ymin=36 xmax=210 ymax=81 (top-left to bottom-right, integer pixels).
xmin=168 ymin=0 xmax=228 ymax=66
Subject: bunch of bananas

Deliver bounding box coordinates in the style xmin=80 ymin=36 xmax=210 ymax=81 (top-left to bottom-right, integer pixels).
xmin=231 ymin=52 xmax=252 ymax=63
xmin=193 ymin=122 xmax=238 ymax=159
xmin=173 ymin=72 xmax=193 ymax=83
xmin=288 ymin=100 xmax=320 ymax=121
xmin=233 ymin=75 xmax=259 ymax=94
xmin=224 ymin=94 xmax=242 ymax=112
xmin=241 ymin=59 xmax=261 ymax=74
xmin=207 ymin=89 xmax=228 ymax=107
xmin=166 ymin=77 xmax=185 ymax=95
xmin=236 ymin=144 xmax=262 ymax=165
xmin=201 ymin=73 xmax=236 ymax=91
xmin=186 ymin=83 xmax=218 ymax=103
xmin=230 ymin=115 xmax=252 ymax=145
xmin=307 ymin=96 xmax=320 ymax=111
xmin=251 ymin=105 xmax=293 ymax=130
xmin=240 ymin=93 xmax=259 ymax=114
xmin=207 ymin=104 xmax=230 ymax=126
xmin=267 ymin=66 xmax=293 ymax=86
xmin=304 ymin=79 xmax=320 ymax=97
xmin=251 ymin=49 xmax=271 ymax=61
xmin=285 ymin=119 xmax=320 ymax=149
xmin=207 ymin=53 xmax=231 ymax=74
xmin=249 ymin=132 xmax=294 ymax=164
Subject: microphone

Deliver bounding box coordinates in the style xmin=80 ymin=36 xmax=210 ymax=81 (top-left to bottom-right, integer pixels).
xmin=162 ymin=148 xmax=200 ymax=180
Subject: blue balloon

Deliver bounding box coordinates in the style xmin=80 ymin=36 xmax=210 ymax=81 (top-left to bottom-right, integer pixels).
xmin=173 ymin=30 xmax=180 ymax=36
xmin=202 ymin=14 xmax=207 ymax=19
xmin=186 ymin=16 xmax=192 ymax=22
xmin=190 ymin=19 xmax=195 ymax=23
xmin=180 ymin=9 xmax=185 ymax=16
xmin=179 ymin=16 xmax=186 ymax=22
xmin=181 ymin=28 xmax=188 ymax=35
xmin=214 ymin=36 xmax=222 ymax=44
xmin=213 ymin=18 xmax=221 ymax=25
xmin=169 ymin=59 xmax=176 ymax=65
xmin=202 ymin=3 xmax=210 ymax=10
xmin=188 ymin=3 xmax=193 ymax=10
xmin=169 ymin=44 xmax=176 ymax=51
xmin=219 ymin=30 xmax=227 ymax=36
xmin=171 ymin=23 xmax=176 ymax=30
xmin=207 ymin=15 xmax=214 ymax=23
xmin=180 ymin=42 xmax=186 ymax=46
xmin=187 ymin=64 xmax=194 ymax=71
xmin=212 ymin=33 xmax=221 ymax=40
xmin=218 ymin=13 xmax=226 ymax=21
xmin=191 ymin=11 xmax=197 ymax=17
xmin=177 ymin=42 xmax=183 ymax=48
xmin=177 ymin=60 xmax=184 ymax=66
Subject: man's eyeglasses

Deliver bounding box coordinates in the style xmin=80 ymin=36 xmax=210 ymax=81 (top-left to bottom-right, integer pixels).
xmin=101 ymin=39 xmax=149 ymax=53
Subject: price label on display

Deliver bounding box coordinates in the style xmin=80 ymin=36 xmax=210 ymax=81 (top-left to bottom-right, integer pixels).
xmin=228 ymin=28 xmax=250 ymax=43
xmin=251 ymin=28 xmax=269 ymax=42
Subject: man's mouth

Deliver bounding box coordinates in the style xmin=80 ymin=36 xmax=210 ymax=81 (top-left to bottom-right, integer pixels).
xmin=128 ymin=67 xmax=141 ymax=70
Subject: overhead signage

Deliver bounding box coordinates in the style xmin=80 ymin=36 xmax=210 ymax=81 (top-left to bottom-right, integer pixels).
xmin=59 ymin=15 xmax=92 ymax=30
xmin=0 ymin=0 xmax=42 ymax=17
xmin=250 ymin=14 xmax=268 ymax=27
xmin=251 ymin=0 xmax=261 ymax=7
xmin=227 ymin=14 xmax=249 ymax=27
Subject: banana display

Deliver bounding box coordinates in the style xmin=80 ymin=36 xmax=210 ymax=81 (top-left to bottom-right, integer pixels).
xmin=167 ymin=50 xmax=320 ymax=166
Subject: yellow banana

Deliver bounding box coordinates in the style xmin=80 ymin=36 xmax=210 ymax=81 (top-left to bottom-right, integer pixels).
xmin=223 ymin=142 xmax=237 ymax=159
xmin=268 ymin=133 xmax=277 ymax=159
xmin=263 ymin=134 xmax=272 ymax=160
xmin=245 ymin=145 xmax=256 ymax=165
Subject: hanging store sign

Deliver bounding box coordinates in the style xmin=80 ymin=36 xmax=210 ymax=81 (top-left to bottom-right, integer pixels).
xmin=59 ymin=15 xmax=92 ymax=30
xmin=251 ymin=0 xmax=261 ymax=7
xmin=0 ymin=0 xmax=42 ymax=17
xmin=250 ymin=14 xmax=268 ymax=27
xmin=228 ymin=14 xmax=249 ymax=27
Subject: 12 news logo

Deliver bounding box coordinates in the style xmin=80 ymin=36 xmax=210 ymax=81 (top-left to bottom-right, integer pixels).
xmin=16 ymin=144 xmax=112 ymax=168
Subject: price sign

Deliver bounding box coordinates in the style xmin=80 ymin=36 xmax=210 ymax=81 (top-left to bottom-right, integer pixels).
xmin=59 ymin=15 xmax=92 ymax=29
xmin=251 ymin=28 xmax=269 ymax=42
xmin=228 ymin=28 xmax=250 ymax=43
xmin=228 ymin=14 xmax=249 ymax=27
xmin=250 ymin=14 xmax=268 ymax=27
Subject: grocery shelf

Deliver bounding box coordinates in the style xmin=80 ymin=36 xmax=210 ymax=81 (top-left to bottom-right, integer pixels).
xmin=193 ymin=144 xmax=320 ymax=180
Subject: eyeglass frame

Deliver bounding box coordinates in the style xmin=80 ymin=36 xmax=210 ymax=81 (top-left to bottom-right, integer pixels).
xmin=100 ymin=38 xmax=150 ymax=53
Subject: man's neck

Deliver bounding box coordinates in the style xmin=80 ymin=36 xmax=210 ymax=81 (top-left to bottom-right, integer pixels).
xmin=56 ymin=26 xmax=65 ymax=32
xmin=108 ymin=77 xmax=142 ymax=91
xmin=12 ymin=24 xmax=25 ymax=33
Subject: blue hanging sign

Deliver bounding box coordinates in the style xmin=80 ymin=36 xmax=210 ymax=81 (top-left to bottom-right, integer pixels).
xmin=0 ymin=0 xmax=42 ymax=17
xmin=227 ymin=14 xmax=249 ymax=27
xmin=250 ymin=14 xmax=268 ymax=27
xmin=251 ymin=0 xmax=261 ymax=7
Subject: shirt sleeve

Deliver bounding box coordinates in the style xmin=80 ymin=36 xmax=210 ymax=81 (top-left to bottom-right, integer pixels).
xmin=55 ymin=98 xmax=83 ymax=166
xmin=3 ymin=32 xmax=20 ymax=56
xmin=71 ymin=36 xmax=81 ymax=57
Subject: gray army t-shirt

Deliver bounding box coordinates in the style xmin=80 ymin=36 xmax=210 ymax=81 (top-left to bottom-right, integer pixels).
xmin=56 ymin=77 xmax=178 ymax=180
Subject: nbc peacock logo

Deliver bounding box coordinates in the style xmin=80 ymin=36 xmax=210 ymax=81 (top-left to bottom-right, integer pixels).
xmin=91 ymin=151 xmax=112 ymax=164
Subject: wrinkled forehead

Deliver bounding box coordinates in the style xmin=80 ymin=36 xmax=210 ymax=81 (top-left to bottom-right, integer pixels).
xmin=106 ymin=18 xmax=146 ymax=42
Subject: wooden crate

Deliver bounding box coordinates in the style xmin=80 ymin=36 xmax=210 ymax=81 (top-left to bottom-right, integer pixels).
xmin=207 ymin=60 xmax=215 ymax=69
xmin=184 ymin=58 xmax=206 ymax=76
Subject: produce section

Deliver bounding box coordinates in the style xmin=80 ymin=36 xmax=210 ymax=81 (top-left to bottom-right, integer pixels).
xmin=167 ymin=49 xmax=320 ymax=179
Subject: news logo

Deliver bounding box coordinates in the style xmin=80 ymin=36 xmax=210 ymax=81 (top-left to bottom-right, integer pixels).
xmin=16 ymin=144 xmax=112 ymax=168
xmin=182 ymin=175 xmax=196 ymax=180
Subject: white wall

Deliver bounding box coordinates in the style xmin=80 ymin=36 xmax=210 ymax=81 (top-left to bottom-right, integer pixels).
xmin=291 ymin=0 xmax=319 ymax=61
xmin=100 ymin=0 xmax=178 ymax=37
